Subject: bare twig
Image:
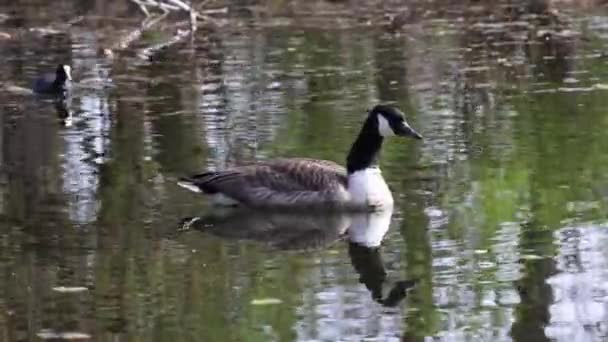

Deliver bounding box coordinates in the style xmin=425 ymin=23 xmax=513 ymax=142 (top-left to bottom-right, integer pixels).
xmin=104 ymin=0 xmax=223 ymax=58
xmin=137 ymin=28 xmax=191 ymax=59
xmin=68 ymin=16 xmax=85 ymax=25
xmin=110 ymin=12 xmax=168 ymax=51
xmin=190 ymin=0 xmax=197 ymax=32
xmin=165 ymin=0 xmax=192 ymax=12
xmin=131 ymin=0 xmax=151 ymax=17
xmin=201 ymin=7 xmax=228 ymax=15
xmin=142 ymin=0 xmax=179 ymax=12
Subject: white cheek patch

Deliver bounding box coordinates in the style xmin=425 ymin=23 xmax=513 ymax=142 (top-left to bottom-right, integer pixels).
xmin=63 ymin=65 xmax=72 ymax=81
xmin=377 ymin=115 xmax=394 ymax=137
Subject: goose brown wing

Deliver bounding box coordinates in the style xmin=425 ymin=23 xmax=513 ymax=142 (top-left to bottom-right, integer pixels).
xmin=261 ymin=158 xmax=347 ymax=190
xmin=182 ymin=158 xmax=348 ymax=207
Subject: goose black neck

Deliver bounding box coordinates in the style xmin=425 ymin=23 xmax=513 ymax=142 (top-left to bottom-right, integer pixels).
xmin=54 ymin=73 xmax=67 ymax=87
xmin=346 ymin=120 xmax=384 ymax=174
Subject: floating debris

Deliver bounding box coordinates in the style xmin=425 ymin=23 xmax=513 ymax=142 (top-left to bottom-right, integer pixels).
xmin=52 ymin=286 xmax=88 ymax=293
xmin=566 ymin=200 xmax=600 ymax=213
xmin=0 ymin=84 xmax=33 ymax=96
xmin=37 ymin=329 xmax=91 ymax=340
xmin=29 ymin=27 xmax=62 ymax=35
xmin=593 ymin=83 xmax=608 ymax=90
xmin=461 ymin=66 xmax=491 ymax=73
xmin=251 ymin=298 xmax=283 ymax=306
xmin=424 ymin=206 xmax=444 ymax=219
xmin=521 ymin=254 xmax=543 ymax=260
xmin=478 ymin=261 xmax=496 ymax=269
xmin=558 ymin=86 xmax=595 ymax=93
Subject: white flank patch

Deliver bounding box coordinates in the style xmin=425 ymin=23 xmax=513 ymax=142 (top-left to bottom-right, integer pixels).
xmin=377 ymin=115 xmax=394 ymax=137
xmin=177 ymin=181 xmax=202 ymax=193
xmin=347 ymin=168 xmax=394 ymax=208
xmin=63 ymin=65 xmax=72 ymax=81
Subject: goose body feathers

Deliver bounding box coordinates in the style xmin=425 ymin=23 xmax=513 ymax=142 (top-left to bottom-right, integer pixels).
xmin=179 ymin=105 xmax=422 ymax=211
xmin=33 ymin=64 xmax=72 ymax=95
xmin=179 ymin=158 xmax=353 ymax=209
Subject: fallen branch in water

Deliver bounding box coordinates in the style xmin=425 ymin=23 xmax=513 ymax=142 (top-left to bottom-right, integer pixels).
xmin=134 ymin=0 xmax=180 ymax=13
xmin=131 ymin=0 xmax=152 ymax=17
xmin=109 ymin=11 xmax=168 ymax=52
xmin=103 ymin=0 xmax=223 ymax=59
xmin=137 ymin=28 xmax=191 ymax=59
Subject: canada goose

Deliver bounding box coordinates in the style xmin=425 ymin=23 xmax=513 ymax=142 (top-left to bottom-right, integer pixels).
xmin=33 ymin=64 xmax=72 ymax=95
xmin=178 ymin=104 xmax=422 ymax=211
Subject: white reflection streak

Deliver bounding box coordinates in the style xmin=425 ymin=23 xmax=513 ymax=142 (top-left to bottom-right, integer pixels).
xmin=546 ymin=224 xmax=608 ymax=342
xmin=61 ymin=31 xmax=110 ymax=224
xmin=199 ymin=30 xmax=291 ymax=169
xmin=199 ymin=31 xmax=256 ymax=169
xmin=294 ymin=252 xmax=402 ymax=341
xmin=430 ymin=187 xmax=521 ymax=341
xmin=61 ymin=97 xmax=107 ymax=224
xmin=294 ymin=210 xmax=403 ymax=341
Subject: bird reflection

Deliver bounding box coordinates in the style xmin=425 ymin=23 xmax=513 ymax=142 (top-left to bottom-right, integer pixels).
xmin=348 ymin=209 xmax=417 ymax=307
xmin=54 ymin=99 xmax=73 ymax=127
xmin=180 ymin=206 xmax=417 ymax=306
xmin=180 ymin=209 xmax=350 ymax=250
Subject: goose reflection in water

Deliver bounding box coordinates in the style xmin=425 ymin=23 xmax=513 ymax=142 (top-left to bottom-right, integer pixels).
xmin=54 ymin=98 xmax=73 ymax=127
xmin=180 ymin=206 xmax=417 ymax=307
xmin=347 ymin=209 xmax=417 ymax=307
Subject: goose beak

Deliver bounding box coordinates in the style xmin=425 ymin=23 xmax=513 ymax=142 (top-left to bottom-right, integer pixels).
xmin=396 ymin=122 xmax=423 ymax=139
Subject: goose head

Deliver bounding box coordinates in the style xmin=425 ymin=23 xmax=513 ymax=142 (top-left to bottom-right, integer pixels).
xmin=369 ymin=104 xmax=422 ymax=139
xmin=347 ymin=105 xmax=422 ymax=174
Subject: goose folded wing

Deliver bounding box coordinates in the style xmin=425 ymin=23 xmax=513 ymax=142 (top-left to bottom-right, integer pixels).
xmin=188 ymin=159 xmax=348 ymax=207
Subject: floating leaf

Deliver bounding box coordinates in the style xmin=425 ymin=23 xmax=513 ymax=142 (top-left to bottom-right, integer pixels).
xmin=52 ymin=286 xmax=88 ymax=293
xmin=37 ymin=329 xmax=91 ymax=340
xmin=251 ymin=298 xmax=283 ymax=306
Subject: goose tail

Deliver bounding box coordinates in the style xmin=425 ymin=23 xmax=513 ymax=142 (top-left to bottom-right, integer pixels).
xmin=177 ymin=177 xmax=203 ymax=193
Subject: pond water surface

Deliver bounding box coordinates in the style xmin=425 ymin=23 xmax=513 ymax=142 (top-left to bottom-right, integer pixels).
xmin=1 ymin=1 xmax=608 ymax=341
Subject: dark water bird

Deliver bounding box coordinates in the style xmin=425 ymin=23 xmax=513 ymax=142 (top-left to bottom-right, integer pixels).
xmin=32 ymin=64 xmax=72 ymax=95
xmin=178 ymin=105 xmax=422 ymax=211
